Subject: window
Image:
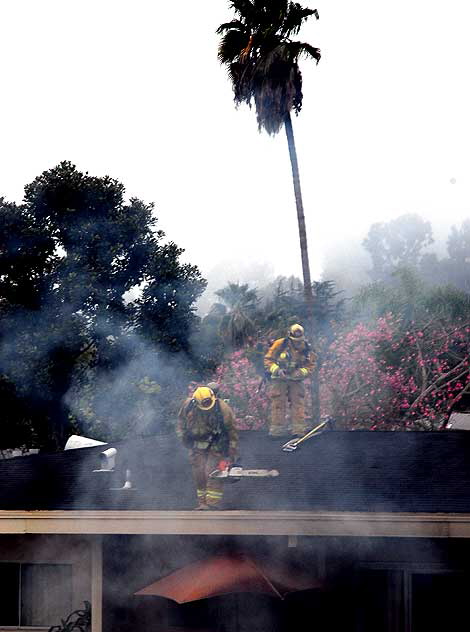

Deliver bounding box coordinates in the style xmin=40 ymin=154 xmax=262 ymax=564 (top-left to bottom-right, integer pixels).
xmin=0 ymin=563 xmax=72 ymax=628
xmin=355 ymin=564 xmax=470 ymax=632
xmin=411 ymin=571 xmax=468 ymax=632
xmin=355 ymin=568 xmax=403 ymax=632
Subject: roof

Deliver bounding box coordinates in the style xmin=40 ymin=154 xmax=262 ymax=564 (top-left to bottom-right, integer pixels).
xmin=1 ymin=430 xmax=470 ymax=513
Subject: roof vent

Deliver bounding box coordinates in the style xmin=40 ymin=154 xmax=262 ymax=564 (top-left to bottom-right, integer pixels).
xmin=93 ymin=447 xmax=117 ymax=472
xmin=446 ymin=412 xmax=470 ymax=430
xmin=111 ymin=469 xmax=136 ymax=491
xmin=64 ymin=435 xmax=107 ymax=450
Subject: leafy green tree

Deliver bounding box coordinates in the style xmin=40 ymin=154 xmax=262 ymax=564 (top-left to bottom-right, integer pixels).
xmin=418 ymin=220 xmax=470 ymax=294
xmin=447 ymin=219 xmax=470 ymax=265
xmin=363 ymin=213 xmax=434 ymax=282
xmin=217 ymin=0 xmax=321 ymax=308
xmin=0 ymin=163 xmax=205 ymax=449
xmin=353 ymin=266 xmax=470 ymax=325
xmin=136 ymin=242 xmax=205 ymax=353
xmin=443 ymin=220 xmax=470 ymax=293
xmin=190 ymin=303 xmax=227 ymax=376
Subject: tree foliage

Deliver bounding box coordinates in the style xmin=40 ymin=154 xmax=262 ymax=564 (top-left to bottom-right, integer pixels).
xmin=0 ymin=163 xmax=205 ymax=450
xmin=363 ymin=213 xmax=433 ymax=282
xmin=421 ymin=220 xmax=470 ymax=293
xmin=353 ymin=267 xmax=470 ymax=325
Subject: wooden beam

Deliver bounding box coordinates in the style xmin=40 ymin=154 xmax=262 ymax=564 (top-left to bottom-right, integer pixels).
xmin=0 ymin=510 xmax=470 ymax=538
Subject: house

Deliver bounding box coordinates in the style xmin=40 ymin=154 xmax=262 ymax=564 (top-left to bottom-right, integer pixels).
xmin=2 ymin=430 xmax=470 ymax=632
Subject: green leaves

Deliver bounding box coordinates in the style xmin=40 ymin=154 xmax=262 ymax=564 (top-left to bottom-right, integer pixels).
xmin=0 ymin=164 xmax=206 ymax=449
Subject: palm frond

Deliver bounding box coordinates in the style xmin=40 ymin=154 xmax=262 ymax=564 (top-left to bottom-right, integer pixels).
xmin=218 ymin=0 xmax=321 ymax=134
xmin=216 ymin=20 xmax=247 ymax=35
xmin=229 ymin=0 xmax=257 ymax=21
xmin=283 ymin=3 xmax=318 ymax=36
xmin=244 ymin=44 xmax=302 ymax=132
xmin=286 ymin=41 xmax=321 ymax=64
xmin=218 ymin=30 xmax=251 ymax=64
xmin=215 ymin=282 xmax=259 ymax=311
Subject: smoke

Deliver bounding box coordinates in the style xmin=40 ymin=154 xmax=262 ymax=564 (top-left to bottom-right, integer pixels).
xmin=197 ymin=260 xmax=276 ymax=316
xmin=321 ymin=214 xmax=470 ymax=295
xmin=62 ymin=319 xmax=211 ymax=443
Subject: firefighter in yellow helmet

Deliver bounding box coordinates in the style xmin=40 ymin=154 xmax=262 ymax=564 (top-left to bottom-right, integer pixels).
xmin=264 ymin=324 xmax=316 ymax=438
xmin=177 ymin=386 xmax=238 ymax=510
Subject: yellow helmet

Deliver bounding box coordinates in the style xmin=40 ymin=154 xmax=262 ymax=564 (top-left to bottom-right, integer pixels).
xmin=288 ymin=323 xmax=305 ymax=340
xmin=192 ymin=386 xmax=216 ymax=411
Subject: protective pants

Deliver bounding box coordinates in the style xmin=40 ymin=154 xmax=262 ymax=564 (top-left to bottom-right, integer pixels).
xmin=269 ymin=379 xmax=307 ymax=437
xmin=189 ymin=449 xmax=224 ymax=508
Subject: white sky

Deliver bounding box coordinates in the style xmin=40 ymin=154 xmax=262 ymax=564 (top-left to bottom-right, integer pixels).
xmin=1 ymin=0 xmax=469 ymax=284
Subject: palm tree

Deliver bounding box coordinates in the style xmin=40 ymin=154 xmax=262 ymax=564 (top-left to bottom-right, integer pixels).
xmin=217 ymin=0 xmax=321 ymax=311
xmin=215 ymin=282 xmax=259 ymax=348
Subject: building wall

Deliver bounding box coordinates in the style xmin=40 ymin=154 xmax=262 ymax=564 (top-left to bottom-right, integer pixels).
xmin=103 ymin=534 xmax=470 ymax=632
xmin=0 ymin=534 xmax=92 ymax=632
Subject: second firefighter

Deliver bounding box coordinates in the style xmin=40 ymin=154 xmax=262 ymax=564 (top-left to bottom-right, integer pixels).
xmin=264 ymin=323 xmax=316 ymax=438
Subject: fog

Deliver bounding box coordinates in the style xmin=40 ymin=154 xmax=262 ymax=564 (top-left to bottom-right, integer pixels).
xmin=1 ymin=0 xmax=469 ymax=283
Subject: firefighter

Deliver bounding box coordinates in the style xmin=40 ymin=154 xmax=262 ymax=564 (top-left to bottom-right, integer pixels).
xmin=177 ymin=386 xmax=238 ymax=510
xmin=264 ymin=323 xmax=316 ymax=438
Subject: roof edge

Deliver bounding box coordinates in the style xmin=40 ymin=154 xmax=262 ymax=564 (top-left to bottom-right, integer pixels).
xmin=0 ymin=510 xmax=469 ymax=538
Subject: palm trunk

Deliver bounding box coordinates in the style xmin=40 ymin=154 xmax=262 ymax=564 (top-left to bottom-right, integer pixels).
xmin=284 ymin=112 xmax=314 ymax=310
xmin=284 ymin=112 xmax=320 ymax=421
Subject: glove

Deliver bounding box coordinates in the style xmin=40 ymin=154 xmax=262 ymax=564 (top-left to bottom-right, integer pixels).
xmin=292 ymin=368 xmax=309 ymax=380
xmin=217 ymin=459 xmax=232 ymax=472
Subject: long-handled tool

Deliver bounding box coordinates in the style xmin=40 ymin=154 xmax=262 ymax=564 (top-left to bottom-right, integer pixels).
xmin=282 ymin=417 xmax=334 ymax=452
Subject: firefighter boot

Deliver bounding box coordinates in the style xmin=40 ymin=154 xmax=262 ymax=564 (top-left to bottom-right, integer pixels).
xmin=205 ymin=475 xmax=223 ymax=508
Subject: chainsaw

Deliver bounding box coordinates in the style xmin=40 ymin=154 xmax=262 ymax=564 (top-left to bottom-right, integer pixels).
xmin=210 ymin=459 xmax=279 ymax=480
xmin=282 ymin=416 xmax=335 ymax=452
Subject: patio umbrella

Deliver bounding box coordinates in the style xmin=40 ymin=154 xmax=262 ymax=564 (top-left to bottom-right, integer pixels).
xmin=135 ymin=554 xmax=321 ymax=603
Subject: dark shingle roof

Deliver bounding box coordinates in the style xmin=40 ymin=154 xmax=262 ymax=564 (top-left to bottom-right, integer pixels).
xmin=1 ymin=431 xmax=470 ymax=512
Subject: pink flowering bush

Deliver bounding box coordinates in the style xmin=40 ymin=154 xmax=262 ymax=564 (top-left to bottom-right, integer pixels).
xmin=212 ymin=350 xmax=269 ymax=430
xmin=320 ymin=314 xmax=470 ymax=429
xmin=195 ymin=311 xmax=470 ymax=433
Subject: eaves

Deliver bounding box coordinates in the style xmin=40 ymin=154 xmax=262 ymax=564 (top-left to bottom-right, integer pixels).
xmin=1 ymin=510 xmax=470 ymax=538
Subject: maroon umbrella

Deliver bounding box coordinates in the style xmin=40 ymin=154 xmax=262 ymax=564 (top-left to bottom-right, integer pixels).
xmin=135 ymin=554 xmax=321 ymax=603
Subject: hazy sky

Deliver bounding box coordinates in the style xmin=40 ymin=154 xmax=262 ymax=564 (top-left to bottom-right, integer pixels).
xmin=1 ymin=0 xmax=469 ymax=283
